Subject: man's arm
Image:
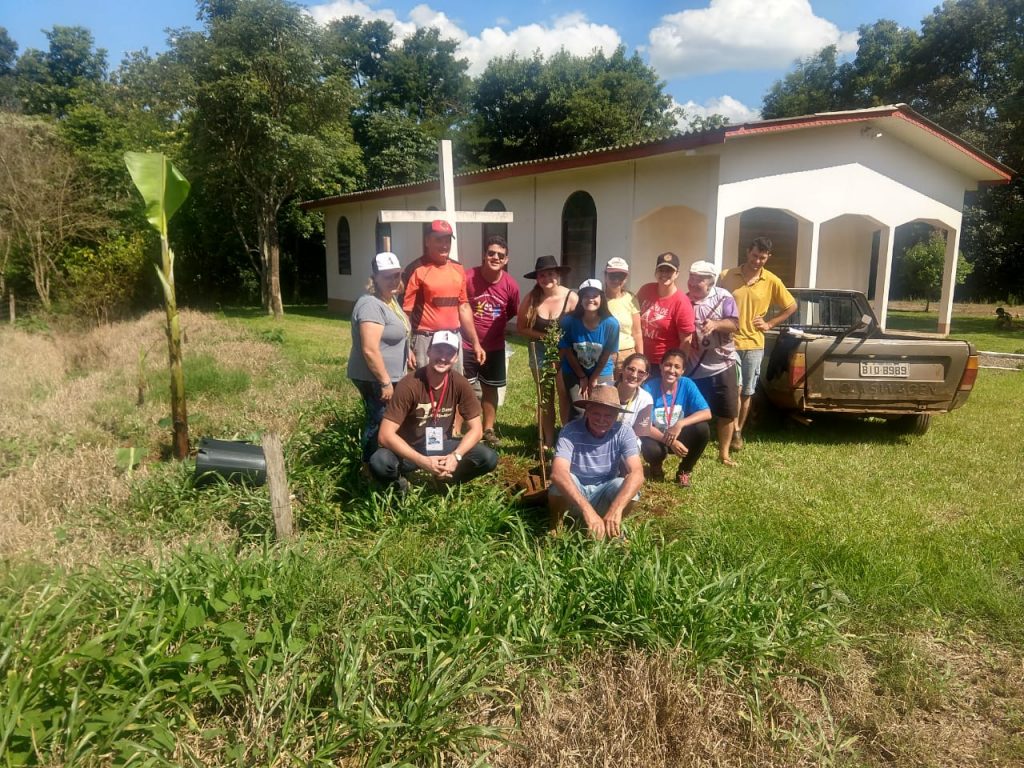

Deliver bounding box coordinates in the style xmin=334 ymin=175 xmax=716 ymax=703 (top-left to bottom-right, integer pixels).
xmin=550 ymin=456 xmax=606 ymax=538
xmin=601 ymin=453 xmax=643 ymax=538
xmin=437 ymin=415 xmax=484 ymax=475
xmin=378 ymin=417 xmax=436 ymax=473
xmin=459 ymin=302 xmax=486 ymax=364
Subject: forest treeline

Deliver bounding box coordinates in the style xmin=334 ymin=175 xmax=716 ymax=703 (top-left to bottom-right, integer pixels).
xmin=0 ymin=0 xmax=1021 ymax=321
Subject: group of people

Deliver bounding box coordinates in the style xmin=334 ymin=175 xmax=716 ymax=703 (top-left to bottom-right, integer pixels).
xmin=346 ymin=222 xmax=797 ymax=535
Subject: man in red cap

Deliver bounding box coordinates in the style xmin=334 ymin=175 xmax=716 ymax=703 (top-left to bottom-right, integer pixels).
xmin=403 ymin=219 xmax=485 ymax=375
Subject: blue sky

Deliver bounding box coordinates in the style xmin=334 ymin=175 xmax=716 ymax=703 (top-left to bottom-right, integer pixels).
xmin=4 ymin=0 xmax=941 ymax=123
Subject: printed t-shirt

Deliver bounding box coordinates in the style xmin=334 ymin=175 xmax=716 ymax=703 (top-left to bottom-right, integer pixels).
xmin=618 ymin=387 xmax=653 ymax=431
xmin=642 ymin=376 xmax=709 ymax=432
xmin=606 ymin=293 xmax=640 ymax=351
xmin=383 ymin=368 xmax=480 ymax=446
xmin=465 ymin=267 xmax=520 ymax=352
xmin=558 ymin=315 xmax=619 ymax=377
xmin=347 ymin=294 xmax=410 ymax=383
xmin=636 ymin=283 xmax=695 ymax=365
xmin=555 ymin=420 xmax=639 ymax=486
xmin=403 ymin=259 xmax=469 ymax=334
xmin=688 ymin=286 xmax=739 ymax=379
xmin=718 ymin=267 xmax=796 ymax=351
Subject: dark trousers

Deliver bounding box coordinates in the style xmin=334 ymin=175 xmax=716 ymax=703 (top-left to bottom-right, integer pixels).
xmin=640 ymin=422 xmax=710 ymax=474
xmin=353 ymin=379 xmax=388 ymax=464
xmin=369 ymin=438 xmax=498 ymax=485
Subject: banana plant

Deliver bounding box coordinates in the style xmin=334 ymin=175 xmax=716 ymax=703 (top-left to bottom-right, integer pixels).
xmin=124 ymin=152 xmax=191 ymax=460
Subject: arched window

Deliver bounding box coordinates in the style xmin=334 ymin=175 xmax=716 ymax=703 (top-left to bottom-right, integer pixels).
xmin=337 ymin=216 xmax=351 ymax=275
xmin=483 ymin=199 xmax=508 ymax=244
xmin=376 ymin=221 xmax=392 ymax=253
xmin=561 ymin=191 xmax=597 ymax=282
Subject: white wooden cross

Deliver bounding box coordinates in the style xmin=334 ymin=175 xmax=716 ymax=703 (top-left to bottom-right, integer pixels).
xmin=378 ymin=140 xmax=513 ymax=262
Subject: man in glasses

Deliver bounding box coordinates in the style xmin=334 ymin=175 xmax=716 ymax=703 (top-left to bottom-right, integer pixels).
xmin=464 ymin=235 xmax=520 ymax=447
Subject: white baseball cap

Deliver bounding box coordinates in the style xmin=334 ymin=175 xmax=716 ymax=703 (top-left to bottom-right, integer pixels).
xmin=605 ymin=257 xmax=630 ymax=273
xmin=689 ymin=260 xmax=719 ymax=279
xmin=372 ymin=251 xmax=401 ymax=274
xmin=429 ymin=330 xmax=460 ymax=350
xmin=579 ymin=278 xmax=604 ymax=293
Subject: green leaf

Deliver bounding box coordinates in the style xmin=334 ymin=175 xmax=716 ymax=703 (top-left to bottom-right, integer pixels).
xmin=123 ymin=151 xmax=190 ymax=236
xmin=115 ymin=446 xmax=141 ymax=472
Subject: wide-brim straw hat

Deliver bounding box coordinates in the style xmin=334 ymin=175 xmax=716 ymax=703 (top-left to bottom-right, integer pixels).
xmin=525 ymin=255 xmax=572 ymax=279
xmin=573 ymin=384 xmax=626 ymax=412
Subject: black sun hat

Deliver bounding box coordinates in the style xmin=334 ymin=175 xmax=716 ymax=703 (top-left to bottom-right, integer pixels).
xmin=525 ymin=255 xmax=572 ymax=280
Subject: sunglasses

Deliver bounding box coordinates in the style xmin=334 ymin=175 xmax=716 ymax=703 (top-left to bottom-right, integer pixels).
xmin=623 ymin=366 xmax=648 ymax=377
xmin=485 ymin=249 xmax=508 ymax=258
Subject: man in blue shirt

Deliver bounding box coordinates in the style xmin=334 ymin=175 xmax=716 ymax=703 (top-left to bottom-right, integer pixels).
xmin=548 ymin=385 xmax=644 ymax=539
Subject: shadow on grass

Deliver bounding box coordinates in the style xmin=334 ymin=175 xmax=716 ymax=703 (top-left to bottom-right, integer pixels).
xmin=746 ymin=412 xmax=913 ymax=447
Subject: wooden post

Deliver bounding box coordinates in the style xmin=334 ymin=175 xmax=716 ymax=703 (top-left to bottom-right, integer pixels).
xmin=262 ymin=432 xmax=293 ymax=540
xmin=8 ymin=292 xmax=14 ymax=324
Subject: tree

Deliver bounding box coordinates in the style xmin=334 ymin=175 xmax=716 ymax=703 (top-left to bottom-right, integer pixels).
xmin=761 ymin=46 xmax=851 ymax=120
xmin=125 ymin=152 xmax=191 ymax=460
xmin=0 ymin=27 xmax=17 ymax=110
xmin=0 ymin=114 xmax=108 ymax=310
xmin=180 ymin=0 xmax=362 ymax=317
xmin=13 ymin=25 xmax=107 ymax=118
xmin=469 ymin=47 xmax=677 ymax=167
xmin=899 ymin=232 xmax=972 ymax=311
xmin=321 ymin=16 xmax=393 ymax=89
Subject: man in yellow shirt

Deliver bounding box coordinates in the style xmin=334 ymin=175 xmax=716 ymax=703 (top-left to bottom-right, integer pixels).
xmin=718 ymin=237 xmax=797 ymax=450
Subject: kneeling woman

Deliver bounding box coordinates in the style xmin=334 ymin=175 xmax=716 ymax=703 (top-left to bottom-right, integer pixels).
xmin=640 ymin=348 xmax=712 ymax=487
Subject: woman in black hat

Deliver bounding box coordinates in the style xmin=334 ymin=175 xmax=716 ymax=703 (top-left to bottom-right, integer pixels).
xmin=517 ymin=255 xmax=578 ymax=448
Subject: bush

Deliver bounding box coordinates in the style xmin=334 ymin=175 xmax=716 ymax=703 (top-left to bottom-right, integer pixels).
xmin=61 ymin=231 xmax=152 ymax=322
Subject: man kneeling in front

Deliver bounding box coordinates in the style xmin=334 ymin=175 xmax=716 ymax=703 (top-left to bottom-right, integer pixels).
xmin=548 ymin=385 xmax=645 ymax=539
xmin=371 ymin=330 xmax=498 ymax=493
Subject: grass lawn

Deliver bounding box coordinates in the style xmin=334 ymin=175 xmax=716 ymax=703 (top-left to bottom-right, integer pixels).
xmin=1 ymin=306 xmax=1022 ymax=766
xmin=886 ymin=302 xmax=1024 ymax=354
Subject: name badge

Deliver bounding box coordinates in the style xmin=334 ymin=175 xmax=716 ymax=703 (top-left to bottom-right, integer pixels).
xmin=425 ymin=426 xmax=444 ymax=452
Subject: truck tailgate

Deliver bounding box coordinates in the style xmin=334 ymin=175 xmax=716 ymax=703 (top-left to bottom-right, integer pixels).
xmin=801 ymin=337 xmax=973 ymax=410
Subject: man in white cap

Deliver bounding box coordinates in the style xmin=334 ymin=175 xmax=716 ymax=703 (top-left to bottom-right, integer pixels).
xmin=686 ymin=260 xmax=741 ymax=466
xmin=548 ymin=385 xmax=644 ymax=539
xmin=371 ymin=329 xmax=498 ymax=493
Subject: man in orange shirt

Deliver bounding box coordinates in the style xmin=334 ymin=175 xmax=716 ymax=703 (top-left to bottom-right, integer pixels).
xmin=403 ymin=220 xmax=485 ymax=374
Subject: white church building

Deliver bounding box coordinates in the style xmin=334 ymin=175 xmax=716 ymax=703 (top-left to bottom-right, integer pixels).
xmin=301 ymin=104 xmax=1012 ymax=334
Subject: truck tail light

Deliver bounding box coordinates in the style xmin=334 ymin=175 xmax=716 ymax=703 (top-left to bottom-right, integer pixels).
xmin=789 ymin=351 xmax=806 ymax=389
xmin=958 ymin=354 xmax=979 ymax=391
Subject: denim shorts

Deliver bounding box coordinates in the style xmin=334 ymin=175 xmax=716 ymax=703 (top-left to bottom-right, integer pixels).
xmin=549 ymin=475 xmax=640 ymax=518
xmin=737 ymin=348 xmax=764 ymax=396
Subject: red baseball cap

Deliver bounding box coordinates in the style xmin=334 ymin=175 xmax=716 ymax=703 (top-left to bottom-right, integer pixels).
xmin=429 ymin=219 xmax=455 ymax=238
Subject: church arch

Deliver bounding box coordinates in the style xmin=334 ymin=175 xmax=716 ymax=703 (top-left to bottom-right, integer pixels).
xmin=561 ymin=191 xmax=597 ymax=282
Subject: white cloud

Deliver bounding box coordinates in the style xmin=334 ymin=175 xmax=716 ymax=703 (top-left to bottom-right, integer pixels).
xmin=306 ymin=2 xmax=622 ymax=76
xmin=648 ymin=0 xmax=858 ymax=78
xmin=674 ymin=95 xmax=760 ymax=128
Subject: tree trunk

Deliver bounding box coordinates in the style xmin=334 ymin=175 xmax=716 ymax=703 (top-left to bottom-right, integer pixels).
xmin=258 ymin=204 xmax=284 ymax=318
xmin=160 ymin=238 xmax=189 ymax=460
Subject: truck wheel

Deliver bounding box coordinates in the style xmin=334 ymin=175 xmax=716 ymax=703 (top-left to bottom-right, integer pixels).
xmin=889 ymin=414 xmax=931 ymax=435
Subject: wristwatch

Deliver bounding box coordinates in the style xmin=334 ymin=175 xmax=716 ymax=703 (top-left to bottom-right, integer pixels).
xmin=453 ymin=451 xmax=463 ymax=462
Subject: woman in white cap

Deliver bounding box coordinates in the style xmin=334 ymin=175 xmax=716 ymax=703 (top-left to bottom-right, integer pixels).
xmin=348 ymin=252 xmax=410 ymax=468
xmin=558 ymin=278 xmax=619 ymax=423
xmin=603 ymin=257 xmax=643 ymax=379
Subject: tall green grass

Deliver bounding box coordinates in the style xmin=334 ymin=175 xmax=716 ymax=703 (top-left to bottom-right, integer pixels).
xmin=1 ymin=402 xmax=846 ymax=764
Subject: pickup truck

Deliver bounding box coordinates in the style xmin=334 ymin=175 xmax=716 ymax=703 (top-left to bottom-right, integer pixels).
xmin=758 ymin=289 xmax=979 ymax=435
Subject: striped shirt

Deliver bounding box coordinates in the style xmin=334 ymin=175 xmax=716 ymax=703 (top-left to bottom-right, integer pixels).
xmin=555 ymin=420 xmax=639 ymax=486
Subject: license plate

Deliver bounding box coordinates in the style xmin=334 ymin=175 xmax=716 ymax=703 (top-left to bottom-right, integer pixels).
xmin=860 ymin=360 xmax=909 ymax=378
